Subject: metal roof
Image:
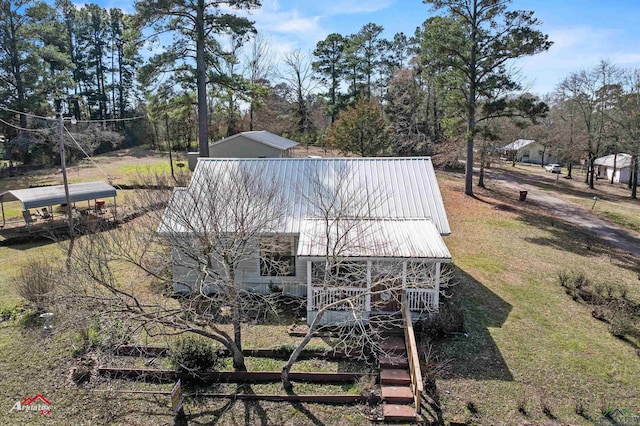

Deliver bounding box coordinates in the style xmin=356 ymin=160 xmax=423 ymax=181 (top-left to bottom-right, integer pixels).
xmin=160 ymin=158 xmax=451 ymax=236
xmin=594 ymin=153 xmax=633 ymax=168
xmin=297 ymin=218 xmax=451 ymax=259
xmin=504 ymin=139 xmax=536 ymax=150
xmin=0 ymin=181 xmax=117 ymax=210
xmin=210 ymin=131 xmax=299 ymax=151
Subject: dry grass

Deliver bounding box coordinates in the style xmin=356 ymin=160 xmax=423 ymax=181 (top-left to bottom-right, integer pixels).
xmin=1 ymin=150 xmax=639 ymax=424
xmin=435 ymin=171 xmax=640 ymax=424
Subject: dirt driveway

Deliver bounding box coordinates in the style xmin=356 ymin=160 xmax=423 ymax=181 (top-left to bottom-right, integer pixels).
xmin=486 ymin=167 xmax=640 ymax=258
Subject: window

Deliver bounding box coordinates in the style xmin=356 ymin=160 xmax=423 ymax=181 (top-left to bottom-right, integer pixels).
xmin=259 ymin=237 xmax=295 ymax=276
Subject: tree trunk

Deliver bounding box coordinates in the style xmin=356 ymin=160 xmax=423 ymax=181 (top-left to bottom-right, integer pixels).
xmin=282 ymin=311 xmax=325 ymax=391
xmin=632 ymin=154 xmax=638 ymax=199
xmin=611 ymin=153 xmax=617 ymax=184
xmin=196 ymin=0 xmax=209 ymax=157
xmin=466 ymin=2 xmax=478 ymax=197
xmin=589 ymin=156 xmax=595 ymax=189
xmin=567 ymin=162 xmax=573 ymax=179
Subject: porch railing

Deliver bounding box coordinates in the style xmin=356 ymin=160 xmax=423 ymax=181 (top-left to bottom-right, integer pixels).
xmin=402 ymin=294 xmax=424 ymax=414
xmin=405 ymin=288 xmax=437 ymax=312
xmin=310 ymin=287 xmax=367 ymax=311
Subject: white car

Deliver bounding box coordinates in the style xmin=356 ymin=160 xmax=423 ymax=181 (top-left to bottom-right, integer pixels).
xmin=545 ymin=164 xmax=561 ymax=173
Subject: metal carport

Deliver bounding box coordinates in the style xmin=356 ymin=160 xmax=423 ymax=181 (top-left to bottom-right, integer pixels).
xmin=0 ymin=181 xmax=117 ymax=226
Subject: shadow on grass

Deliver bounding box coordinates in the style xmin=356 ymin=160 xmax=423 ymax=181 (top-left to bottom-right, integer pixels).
xmin=435 ymin=265 xmax=513 ymax=381
xmin=478 ymin=183 xmax=640 ymax=275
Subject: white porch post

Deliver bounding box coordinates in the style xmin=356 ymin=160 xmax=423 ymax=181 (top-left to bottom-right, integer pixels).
xmin=307 ymin=260 xmax=313 ymax=312
xmin=433 ymin=262 xmax=441 ymax=310
xmin=366 ymin=261 xmax=371 ymax=312
xmin=402 ymin=261 xmax=407 ymax=289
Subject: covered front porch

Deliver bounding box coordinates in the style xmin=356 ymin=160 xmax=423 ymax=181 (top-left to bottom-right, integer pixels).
xmin=297 ymin=218 xmax=452 ymax=326
xmin=304 ymin=259 xmax=444 ymax=325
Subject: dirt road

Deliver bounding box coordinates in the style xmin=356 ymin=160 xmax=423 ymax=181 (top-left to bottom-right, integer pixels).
xmin=488 ymin=169 xmax=640 ymax=258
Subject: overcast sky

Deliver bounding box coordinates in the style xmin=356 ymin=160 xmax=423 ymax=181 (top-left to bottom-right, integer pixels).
xmin=95 ymin=0 xmax=640 ymax=96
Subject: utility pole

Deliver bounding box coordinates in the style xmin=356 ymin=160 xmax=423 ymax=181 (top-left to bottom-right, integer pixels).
xmin=165 ymin=113 xmax=175 ymax=181
xmin=58 ymin=103 xmax=74 ymax=238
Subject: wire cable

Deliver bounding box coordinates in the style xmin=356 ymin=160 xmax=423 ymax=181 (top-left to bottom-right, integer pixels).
xmin=0 ymin=105 xmax=145 ymax=124
xmin=0 ymin=118 xmax=52 ymax=133
xmin=63 ymin=125 xmax=124 ymax=191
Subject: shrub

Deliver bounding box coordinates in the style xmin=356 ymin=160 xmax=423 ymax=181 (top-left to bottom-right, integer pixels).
xmin=417 ymin=300 xmax=465 ymax=339
xmin=170 ymin=336 xmax=221 ymax=378
xmin=13 ymin=259 xmax=56 ymax=312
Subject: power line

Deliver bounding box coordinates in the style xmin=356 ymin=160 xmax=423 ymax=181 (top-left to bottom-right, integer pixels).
xmin=0 ymin=105 xmax=145 ymax=124
xmin=63 ymin=126 xmax=124 ymax=191
xmin=0 ymin=118 xmax=52 ymax=134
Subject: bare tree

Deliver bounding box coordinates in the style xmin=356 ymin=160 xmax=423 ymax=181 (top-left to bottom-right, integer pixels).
xmin=281 ymin=165 xmax=452 ymax=390
xmin=279 ymin=49 xmax=319 ymax=138
xmin=59 ymin=169 xmax=286 ymax=372
xmin=243 ymin=34 xmax=273 ymax=131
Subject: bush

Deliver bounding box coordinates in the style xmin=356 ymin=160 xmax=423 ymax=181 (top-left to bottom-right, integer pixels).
xmin=13 ymin=259 xmax=55 ymax=312
xmin=170 ymin=336 xmax=221 ymax=378
xmin=417 ymin=300 xmax=465 ymax=339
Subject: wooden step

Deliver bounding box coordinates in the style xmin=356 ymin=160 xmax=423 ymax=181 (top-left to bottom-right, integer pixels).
xmin=379 ymin=355 xmax=408 ymax=369
xmin=379 ymin=336 xmax=406 ymax=355
xmin=383 ymin=403 xmax=417 ymax=422
xmin=381 ymin=385 xmax=414 ymax=404
xmin=380 ymin=369 xmax=411 ymax=386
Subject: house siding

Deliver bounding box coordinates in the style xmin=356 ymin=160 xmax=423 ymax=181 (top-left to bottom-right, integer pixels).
xmin=172 ymin=240 xmax=307 ymax=297
xmin=209 ymin=136 xmax=288 ymax=158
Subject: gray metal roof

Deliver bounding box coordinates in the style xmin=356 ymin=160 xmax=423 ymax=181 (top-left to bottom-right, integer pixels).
xmin=0 ymin=181 xmax=117 ymax=210
xmin=210 ymin=131 xmax=299 ymax=151
xmin=594 ymin=153 xmax=633 ymax=168
xmin=504 ymin=139 xmax=536 ymax=150
xmin=297 ymin=218 xmax=451 ymax=259
xmin=160 ymin=158 xmax=451 ymax=237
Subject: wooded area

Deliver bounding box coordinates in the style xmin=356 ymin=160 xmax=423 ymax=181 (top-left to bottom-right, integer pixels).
xmin=0 ymin=0 xmax=638 ymax=197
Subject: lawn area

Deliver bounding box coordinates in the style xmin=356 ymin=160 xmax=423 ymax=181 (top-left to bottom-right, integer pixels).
xmin=435 ymin=172 xmax=640 ymax=424
xmin=0 ymin=153 xmax=639 ymax=424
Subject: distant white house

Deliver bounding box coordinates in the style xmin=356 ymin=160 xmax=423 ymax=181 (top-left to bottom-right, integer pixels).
xmin=187 ymin=131 xmax=299 ymax=170
xmin=503 ymin=139 xmax=558 ymax=165
xmin=594 ymin=153 xmax=639 ymax=184
xmin=160 ymin=157 xmax=452 ymax=325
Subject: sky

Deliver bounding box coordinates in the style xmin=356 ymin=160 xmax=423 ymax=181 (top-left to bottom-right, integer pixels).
xmin=94 ymin=0 xmax=640 ymax=96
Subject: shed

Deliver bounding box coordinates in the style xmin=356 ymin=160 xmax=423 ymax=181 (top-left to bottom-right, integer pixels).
xmin=594 ymin=153 xmax=639 ymax=184
xmin=187 ymin=131 xmax=299 ymax=170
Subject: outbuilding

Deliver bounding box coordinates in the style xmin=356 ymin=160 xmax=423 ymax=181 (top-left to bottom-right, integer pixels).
xmin=187 ymin=131 xmax=299 ymax=170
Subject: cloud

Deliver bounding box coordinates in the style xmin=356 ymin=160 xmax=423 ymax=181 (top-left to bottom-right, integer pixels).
xmin=323 ymin=0 xmax=394 ymax=15
xmin=514 ymin=26 xmax=640 ymax=94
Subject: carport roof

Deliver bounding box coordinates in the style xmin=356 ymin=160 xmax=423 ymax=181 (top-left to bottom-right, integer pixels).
xmin=0 ymin=181 xmax=117 ymax=210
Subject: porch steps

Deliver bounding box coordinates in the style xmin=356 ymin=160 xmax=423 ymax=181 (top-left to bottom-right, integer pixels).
xmin=378 ymin=335 xmax=417 ymax=423
xmin=379 ymin=355 xmax=408 ymax=369
xmin=381 ymin=385 xmax=413 ymax=404
xmin=382 ymin=403 xmax=418 ymax=422
xmin=380 ymin=369 xmax=411 ymax=386
xmin=379 ymin=336 xmax=406 ymax=355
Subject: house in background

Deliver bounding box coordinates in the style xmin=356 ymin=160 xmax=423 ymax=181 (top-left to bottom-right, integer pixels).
xmin=187 ymin=131 xmax=299 ymax=171
xmin=160 ymin=157 xmax=452 ymax=325
xmin=503 ymin=139 xmax=559 ymax=165
xmin=594 ymin=153 xmax=639 ymax=184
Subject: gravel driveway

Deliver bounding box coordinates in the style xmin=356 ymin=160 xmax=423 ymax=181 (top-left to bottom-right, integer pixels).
xmin=488 ymin=169 xmax=640 ymax=258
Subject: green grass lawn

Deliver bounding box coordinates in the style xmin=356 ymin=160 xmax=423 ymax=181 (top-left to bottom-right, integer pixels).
xmin=0 ymin=157 xmax=639 ymax=424
xmin=437 ymin=173 xmax=640 ymax=424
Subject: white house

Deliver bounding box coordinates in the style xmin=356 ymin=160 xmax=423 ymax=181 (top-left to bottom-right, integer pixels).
xmin=187 ymin=131 xmax=299 ymax=170
xmin=504 ymin=139 xmax=559 ymax=165
xmin=594 ymin=153 xmax=639 ymax=184
xmin=159 ymin=157 xmax=452 ymax=325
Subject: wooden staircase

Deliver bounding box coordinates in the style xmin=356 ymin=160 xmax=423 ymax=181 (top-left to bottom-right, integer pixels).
xmin=379 ymin=336 xmax=418 ymax=423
